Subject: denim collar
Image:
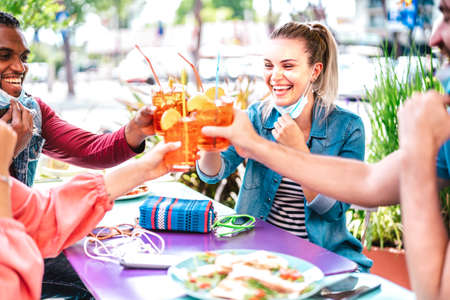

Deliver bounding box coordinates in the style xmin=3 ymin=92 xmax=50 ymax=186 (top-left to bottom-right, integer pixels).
xmin=263 ymin=100 xmax=328 ymax=141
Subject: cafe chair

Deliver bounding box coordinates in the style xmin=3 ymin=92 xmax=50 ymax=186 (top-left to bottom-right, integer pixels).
xmin=350 ymin=204 xmax=378 ymax=245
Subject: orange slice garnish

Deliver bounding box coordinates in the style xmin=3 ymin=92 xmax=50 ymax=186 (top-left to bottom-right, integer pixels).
xmin=160 ymin=108 xmax=181 ymax=130
xmin=187 ymin=94 xmax=216 ymax=112
xmin=168 ymin=77 xmax=175 ymax=89
xmin=205 ymin=87 xmax=225 ymax=100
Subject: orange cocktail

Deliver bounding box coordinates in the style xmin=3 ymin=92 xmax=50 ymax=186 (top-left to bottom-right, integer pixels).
xmin=152 ymin=85 xmax=184 ymax=136
xmin=196 ymin=97 xmax=234 ymax=151
xmin=163 ymin=115 xmax=200 ymax=172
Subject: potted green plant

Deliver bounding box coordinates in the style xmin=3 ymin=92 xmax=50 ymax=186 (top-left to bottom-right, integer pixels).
xmin=346 ymin=49 xmax=447 ymax=289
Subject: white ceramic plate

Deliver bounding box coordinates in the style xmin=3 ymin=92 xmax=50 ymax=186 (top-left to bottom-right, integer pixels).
xmin=168 ymin=249 xmax=324 ymax=300
xmin=41 ymin=166 xmax=89 ymax=177
xmin=115 ymin=185 xmax=150 ymax=201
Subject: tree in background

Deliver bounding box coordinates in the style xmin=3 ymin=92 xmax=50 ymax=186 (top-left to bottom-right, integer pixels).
xmin=290 ymin=2 xmax=326 ymax=23
xmin=175 ymin=0 xmax=254 ymax=66
xmin=56 ymin=0 xmax=144 ymax=96
xmin=176 ymin=0 xmax=254 ymax=24
xmin=266 ymin=0 xmax=275 ymax=35
xmin=193 ymin=0 xmax=203 ymax=69
xmin=1 ymin=0 xmax=144 ymax=96
xmin=0 ymin=0 xmax=72 ymax=93
xmin=0 ymin=0 xmax=63 ymax=29
xmin=210 ymin=0 xmax=253 ymax=19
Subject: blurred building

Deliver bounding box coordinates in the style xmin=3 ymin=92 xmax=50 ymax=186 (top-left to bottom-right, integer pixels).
xmin=358 ymin=0 xmax=436 ymax=55
xmin=316 ymin=0 xmax=436 ymax=55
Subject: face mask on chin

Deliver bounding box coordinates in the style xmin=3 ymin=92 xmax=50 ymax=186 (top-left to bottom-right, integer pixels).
xmin=274 ymin=79 xmax=313 ymax=119
xmin=0 ymin=87 xmax=26 ymax=108
xmin=0 ymin=87 xmax=26 ymax=118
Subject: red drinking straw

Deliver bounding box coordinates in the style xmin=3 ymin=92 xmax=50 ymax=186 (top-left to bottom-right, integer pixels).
xmin=135 ymin=44 xmax=163 ymax=90
xmin=177 ymin=52 xmax=204 ymax=92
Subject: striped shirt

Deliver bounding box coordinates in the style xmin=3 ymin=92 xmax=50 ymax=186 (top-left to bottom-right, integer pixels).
xmin=267 ymin=177 xmax=308 ymax=239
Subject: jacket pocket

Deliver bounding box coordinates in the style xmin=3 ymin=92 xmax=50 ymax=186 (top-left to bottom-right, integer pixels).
xmin=28 ymin=134 xmax=45 ymax=161
xmin=243 ymin=160 xmax=266 ymax=190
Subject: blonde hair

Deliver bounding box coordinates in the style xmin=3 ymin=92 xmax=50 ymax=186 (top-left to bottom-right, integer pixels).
xmin=262 ymin=21 xmax=339 ymax=121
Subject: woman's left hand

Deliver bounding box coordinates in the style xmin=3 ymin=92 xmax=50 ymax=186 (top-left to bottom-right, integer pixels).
xmin=140 ymin=141 xmax=181 ymax=180
xmin=272 ymin=114 xmax=308 ymax=151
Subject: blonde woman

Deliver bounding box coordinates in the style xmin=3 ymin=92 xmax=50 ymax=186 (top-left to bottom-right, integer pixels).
xmin=197 ymin=21 xmax=371 ymax=271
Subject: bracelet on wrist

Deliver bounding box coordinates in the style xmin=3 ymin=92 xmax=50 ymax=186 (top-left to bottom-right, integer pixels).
xmin=0 ymin=175 xmax=11 ymax=187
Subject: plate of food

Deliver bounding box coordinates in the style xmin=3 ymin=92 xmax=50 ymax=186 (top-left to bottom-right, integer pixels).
xmin=115 ymin=184 xmax=150 ymax=201
xmin=40 ymin=158 xmax=89 ymax=178
xmin=168 ymin=249 xmax=324 ymax=300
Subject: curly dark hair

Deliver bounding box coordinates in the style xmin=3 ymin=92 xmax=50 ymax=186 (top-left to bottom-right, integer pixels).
xmin=0 ymin=11 xmax=20 ymax=28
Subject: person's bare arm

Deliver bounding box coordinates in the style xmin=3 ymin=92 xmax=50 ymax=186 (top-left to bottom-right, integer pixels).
xmin=0 ymin=120 xmax=16 ymax=218
xmin=248 ymin=134 xmax=401 ymax=207
xmin=400 ymin=148 xmax=449 ymax=300
xmin=197 ymin=151 xmax=223 ymax=177
xmin=103 ymin=141 xmax=180 ymax=201
xmin=272 ymin=113 xmax=318 ymax=202
xmin=202 ymin=108 xmax=401 ymax=207
xmin=398 ymin=91 xmax=450 ymax=300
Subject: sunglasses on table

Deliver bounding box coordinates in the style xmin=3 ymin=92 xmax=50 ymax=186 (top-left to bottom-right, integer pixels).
xmin=88 ymin=219 xmax=141 ymax=240
xmin=212 ymin=214 xmax=256 ymax=237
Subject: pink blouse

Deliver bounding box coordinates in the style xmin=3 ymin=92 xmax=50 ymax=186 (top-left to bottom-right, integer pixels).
xmin=0 ymin=173 xmax=113 ymax=300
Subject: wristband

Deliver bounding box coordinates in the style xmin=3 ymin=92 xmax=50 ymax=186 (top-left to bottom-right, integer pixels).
xmin=0 ymin=175 xmax=11 ymax=186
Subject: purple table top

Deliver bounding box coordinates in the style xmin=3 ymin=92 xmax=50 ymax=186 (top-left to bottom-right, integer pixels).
xmin=64 ymin=181 xmax=357 ymax=300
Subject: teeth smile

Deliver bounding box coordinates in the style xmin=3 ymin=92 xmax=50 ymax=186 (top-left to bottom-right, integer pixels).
xmin=273 ymin=86 xmax=291 ymax=91
xmin=3 ymin=78 xmax=22 ymax=85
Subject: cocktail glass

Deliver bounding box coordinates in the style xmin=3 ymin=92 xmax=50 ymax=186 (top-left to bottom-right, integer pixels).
xmin=152 ymin=85 xmax=185 ymax=136
xmin=163 ymin=116 xmax=200 ymax=172
xmin=196 ymin=96 xmax=234 ymax=151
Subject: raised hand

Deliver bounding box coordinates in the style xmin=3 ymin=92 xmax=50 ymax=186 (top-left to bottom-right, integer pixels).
xmin=201 ymin=108 xmax=260 ymax=158
xmin=103 ymin=140 xmax=180 ymax=201
xmin=125 ymin=105 xmax=155 ymax=149
xmin=272 ymin=113 xmax=308 ymax=151
xmin=0 ymin=100 xmax=33 ymax=157
xmin=398 ymin=91 xmax=450 ymax=155
xmin=141 ymin=141 xmax=181 ymax=181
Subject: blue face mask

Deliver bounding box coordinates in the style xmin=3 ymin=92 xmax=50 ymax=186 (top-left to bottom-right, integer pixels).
xmin=274 ymin=80 xmax=313 ymax=119
xmin=0 ymin=88 xmax=26 ymax=109
xmin=436 ymin=66 xmax=450 ymax=95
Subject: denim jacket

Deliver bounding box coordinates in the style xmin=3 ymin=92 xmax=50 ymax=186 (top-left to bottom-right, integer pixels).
xmin=437 ymin=139 xmax=450 ymax=179
xmin=10 ymin=95 xmax=45 ymax=186
xmin=197 ymin=100 xmax=372 ymax=271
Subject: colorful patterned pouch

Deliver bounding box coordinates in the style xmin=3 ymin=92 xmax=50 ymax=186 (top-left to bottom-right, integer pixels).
xmin=139 ymin=196 xmax=216 ymax=233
